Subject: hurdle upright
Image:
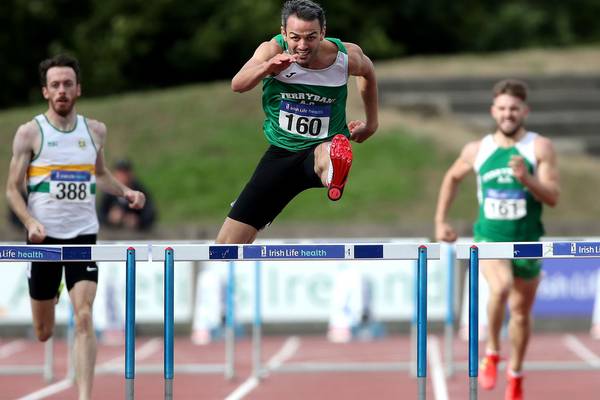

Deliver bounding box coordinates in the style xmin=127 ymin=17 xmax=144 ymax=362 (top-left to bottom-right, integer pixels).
xmin=456 ymin=240 xmax=600 ymax=400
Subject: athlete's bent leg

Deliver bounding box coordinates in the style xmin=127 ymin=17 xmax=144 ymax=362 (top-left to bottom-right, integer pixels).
xmin=30 ymin=299 xmax=56 ymax=342
xmin=216 ymin=217 xmax=258 ymax=244
xmin=314 ymin=135 xmax=353 ymax=201
xmin=69 ymin=281 xmax=97 ymax=400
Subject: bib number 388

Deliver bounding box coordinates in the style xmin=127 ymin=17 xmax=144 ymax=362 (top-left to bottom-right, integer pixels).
xmin=49 ymin=170 xmax=92 ymax=203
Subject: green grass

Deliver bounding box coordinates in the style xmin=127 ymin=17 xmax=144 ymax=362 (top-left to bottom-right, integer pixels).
xmin=0 ymin=80 xmax=502 ymax=230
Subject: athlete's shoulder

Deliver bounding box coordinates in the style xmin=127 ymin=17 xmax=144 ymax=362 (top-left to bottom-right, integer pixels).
xmin=254 ymin=38 xmax=284 ymax=61
xmin=531 ymin=133 xmax=557 ymax=159
xmin=343 ymin=42 xmax=373 ymax=77
xmin=84 ymin=117 xmax=106 ymax=136
xmin=461 ymin=139 xmax=482 ymax=160
xmin=83 ymin=117 xmax=107 ymax=149
xmin=17 ymin=119 xmax=40 ymax=136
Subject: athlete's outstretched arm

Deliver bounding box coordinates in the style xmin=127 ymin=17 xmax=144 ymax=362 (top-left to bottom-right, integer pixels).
xmin=6 ymin=122 xmax=46 ymax=241
xmin=88 ymin=119 xmax=146 ymax=209
xmin=345 ymin=42 xmax=378 ymax=143
xmin=510 ymin=136 xmax=560 ymax=207
xmin=434 ymin=141 xmax=479 ymax=242
xmin=231 ymin=40 xmax=298 ymax=93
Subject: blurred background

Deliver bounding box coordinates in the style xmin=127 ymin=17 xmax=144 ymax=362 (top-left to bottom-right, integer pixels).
xmin=1 ymin=0 xmax=600 ymax=241
xmin=1 ymin=2 xmax=600 ymax=397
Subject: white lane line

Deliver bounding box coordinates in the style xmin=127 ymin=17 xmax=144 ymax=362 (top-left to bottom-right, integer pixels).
xmin=265 ymin=336 xmax=300 ymax=370
xmin=99 ymin=337 xmax=161 ymax=367
xmin=563 ymin=334 xmax=600 ymax=367
xmin=0 ymin=340 xmax=26 ymax=359
xmin=225 ymin=336 xmax=300 ymax=400
xmin=428 ymin=336 xmax=449 ymax=400
xmin=15 ymin=338 xmax=161 ymax=400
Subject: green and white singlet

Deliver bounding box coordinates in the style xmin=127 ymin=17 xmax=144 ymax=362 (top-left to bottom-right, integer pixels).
xmin=27 ymin=114 xmax=99 ymax=239
xmin=262 ymin=34 xmax=350 ymax=151
xmin=473 ymin=132 xmax=544 ymax=242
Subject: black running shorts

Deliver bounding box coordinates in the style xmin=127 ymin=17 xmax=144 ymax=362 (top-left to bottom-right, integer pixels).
xmin=27 ymin=234 xmax=99 ymax=301
xmin=228 ymin=145 xmax=323 ymax=230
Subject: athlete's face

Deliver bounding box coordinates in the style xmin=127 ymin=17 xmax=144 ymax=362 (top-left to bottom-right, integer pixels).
xmin=42 ymin=67 xmax=80 ymax=117
xmin=491 ymin=94 xmax=529 ymax=137
xmin=282 ymin=15 xmax=325 ymax=67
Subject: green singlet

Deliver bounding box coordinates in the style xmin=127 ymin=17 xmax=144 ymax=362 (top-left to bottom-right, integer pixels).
xmin=473 ymin=132 xmax=544 ymax=279
xmin=261 ymin=34 xmax=350 ymax=151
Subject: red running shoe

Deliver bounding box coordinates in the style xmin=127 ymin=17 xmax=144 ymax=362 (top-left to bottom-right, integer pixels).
xmin=478 ymin=353 xmax=500 ymax=390
xmin=505 ymin=373 xmax=523 ymax=400
xmin=327 ymin=134 xmax=352 ymax=201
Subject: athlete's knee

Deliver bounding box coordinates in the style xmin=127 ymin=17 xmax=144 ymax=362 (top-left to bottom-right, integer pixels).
xmin=489 ymin=282 xmax=512 ymax=300
xmin=34 ymin=323 xmax=54 ymax=342
xmin=74 ymin=307 xmax=94 ymax=334
xmin=509 ymin=308 xmax=531 ymax=326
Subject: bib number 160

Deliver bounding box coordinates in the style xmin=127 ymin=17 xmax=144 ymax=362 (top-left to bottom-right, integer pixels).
xmin=283 ymin=114 xmax=322 ymax=136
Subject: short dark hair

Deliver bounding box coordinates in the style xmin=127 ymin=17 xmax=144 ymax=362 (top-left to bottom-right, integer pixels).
xmin=39 ymin=54 xmax=81 ymax=87
xmin=281 ymin=0 xmax=326 ymax=30
xmin=493 ymin=79 xmax=528 ymax=102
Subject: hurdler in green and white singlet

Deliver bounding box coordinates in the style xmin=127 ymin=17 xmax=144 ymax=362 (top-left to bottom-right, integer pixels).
xmin=473 ymin=132 xmax=544 ymax=243
xmin=262 ymin=34 xmax=350 ymax=151
xmin=27 ymin=114 xmax=99 ymax=239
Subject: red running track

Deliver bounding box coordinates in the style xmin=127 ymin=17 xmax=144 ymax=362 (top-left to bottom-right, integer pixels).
xmin=0 ymin=333 xmax=598 ymax=399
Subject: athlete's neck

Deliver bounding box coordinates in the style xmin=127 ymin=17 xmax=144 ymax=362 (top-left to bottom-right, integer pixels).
xmin=45 ymin=109 xmax=77 ymax=131
xmin=493 ymin=127 xmax=527 ymax=147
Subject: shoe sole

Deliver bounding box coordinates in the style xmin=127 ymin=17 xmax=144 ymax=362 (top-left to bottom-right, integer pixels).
xmin=328 ymin=134 xmax=352 ymax=201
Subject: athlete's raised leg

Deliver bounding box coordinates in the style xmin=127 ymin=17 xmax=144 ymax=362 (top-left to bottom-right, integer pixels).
xmin=314 ymin=134 xmax=353 ymax=201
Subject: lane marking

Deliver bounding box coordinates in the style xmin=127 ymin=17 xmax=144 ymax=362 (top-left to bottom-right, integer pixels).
xmin=98 ymin=337 xmax=161 ymax=367
xmin=428 ymin=336 xmax=449 ymax=400
xmin=0 ymin=340 xmax=26 ymax=359
xmin=225 ymin=336 xmax=300 ymax=400
xmin=563 ymin=334 xmax=600 ymax=367
xmin=16 ymin=338 xmax=161 ymax=400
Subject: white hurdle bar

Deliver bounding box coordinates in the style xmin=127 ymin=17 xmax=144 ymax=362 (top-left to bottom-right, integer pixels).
xmin=455 ymin=240 xmax=600 ymax=400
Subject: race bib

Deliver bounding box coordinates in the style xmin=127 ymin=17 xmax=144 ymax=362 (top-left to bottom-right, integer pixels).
xmin=483 ymin=189 xmax=527 ymax=220
xmin=49 ymin=170 xmax=92 ymax=202
xmin=279 ymin=100 xmax=331 ymax=139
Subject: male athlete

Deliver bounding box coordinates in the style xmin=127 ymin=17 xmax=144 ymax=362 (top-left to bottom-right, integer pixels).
xmin=216 ymin=0 xmax=378 ymax=243
xmin=434 ymin=79 xmax=560 ymax=400
xmin=6 ymin=54 xmax=145 ymax=400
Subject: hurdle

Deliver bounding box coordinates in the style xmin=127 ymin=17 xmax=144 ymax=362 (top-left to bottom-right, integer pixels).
xmin=153 ymin=242 xmax=440 ymax=400
xmin=456 ymin=240 xmax=600 ymax=400
xmin=2 ymin=242 xmax=439 ymax=400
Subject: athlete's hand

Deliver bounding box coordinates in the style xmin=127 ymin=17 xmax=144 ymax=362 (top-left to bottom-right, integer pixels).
xmin=435 ymin=221 xmax=458 ymax=243
xmin=125 ymin=190 xmax=146 ymax=210
xmin=348 ymin=120 xmax=376 ymax=143
xmin=266 ymin=52 xmax=299 ymax=76
xmin=26 ymin=219 xmax=46 ymax=244
xmin=509 ymin=155 xmax=529 ymax=184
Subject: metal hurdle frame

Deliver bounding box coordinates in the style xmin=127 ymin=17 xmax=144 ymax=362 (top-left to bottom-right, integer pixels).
xmin=152 ymin=242 xmax=440 ymax=400
xmin=2 ymin=242 xmax=439 ymax=400
xmin=455 ymin=240 xmax=600 ymax=400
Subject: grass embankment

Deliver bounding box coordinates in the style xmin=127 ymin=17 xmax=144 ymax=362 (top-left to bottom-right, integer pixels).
xmin=0 ymin=82 xmax=471 ymax=237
